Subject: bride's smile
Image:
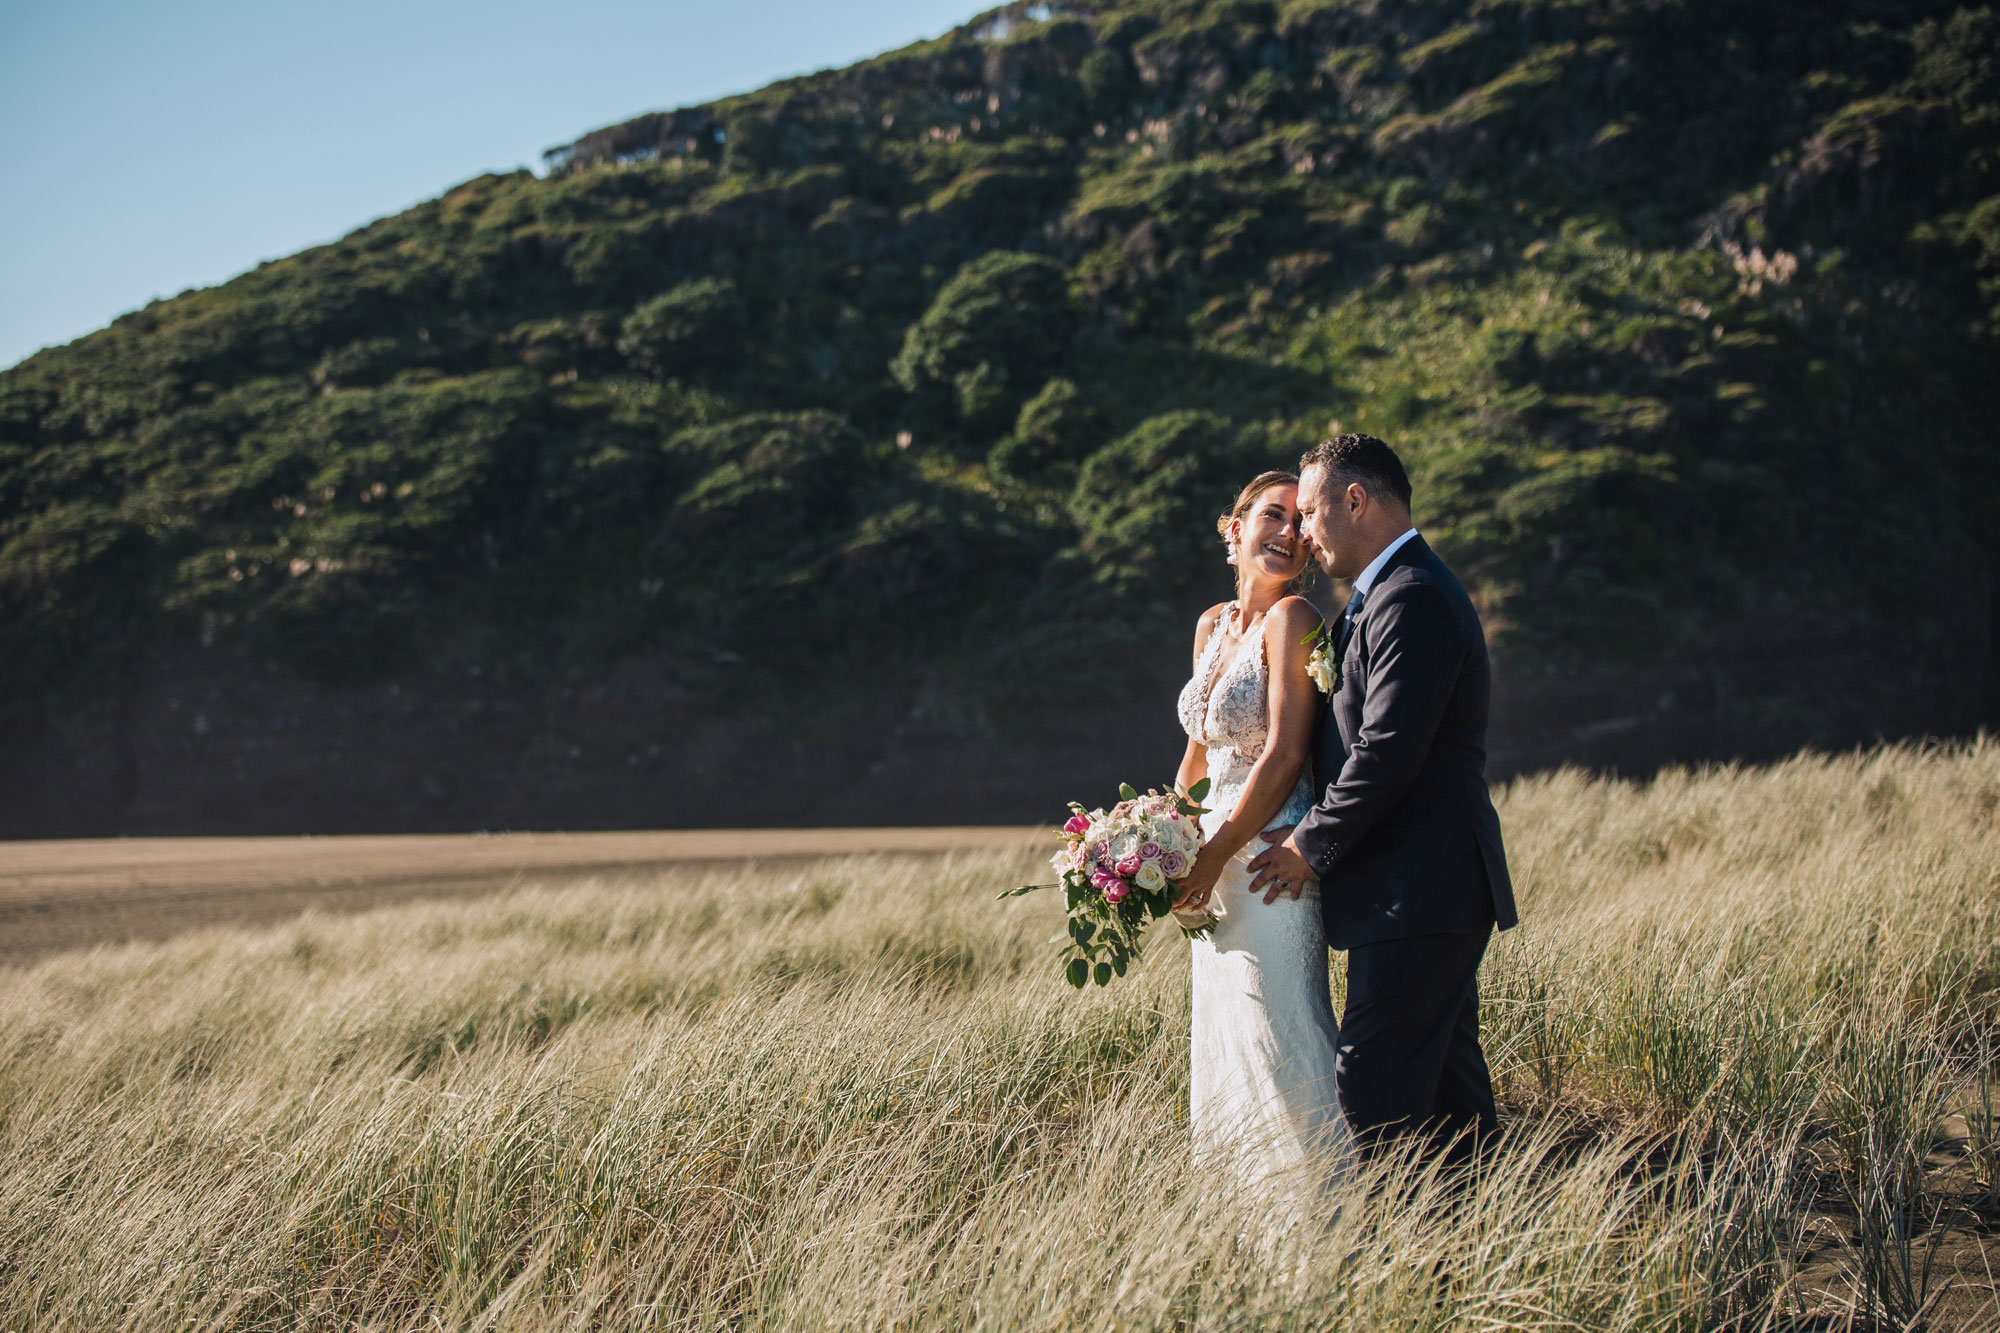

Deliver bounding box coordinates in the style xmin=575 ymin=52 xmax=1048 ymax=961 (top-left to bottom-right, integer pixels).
xmin=1235 ymin=490 xmax=1308 ymax=584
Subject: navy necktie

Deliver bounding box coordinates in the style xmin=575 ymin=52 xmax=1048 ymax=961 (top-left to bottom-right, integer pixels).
xmin=1336 ymin=587 xmax=1366 ymax=654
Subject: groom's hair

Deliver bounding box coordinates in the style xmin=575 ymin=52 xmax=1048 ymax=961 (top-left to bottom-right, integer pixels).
xmin=1300 ymin=434 xmax=1412 ymax=511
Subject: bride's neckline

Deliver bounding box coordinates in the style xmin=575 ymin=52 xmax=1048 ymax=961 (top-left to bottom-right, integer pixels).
xmin=1217 ymin=599 xmax=1276 ymax=649
xmin=1195 ymin=600 xmax=1266 ymax=720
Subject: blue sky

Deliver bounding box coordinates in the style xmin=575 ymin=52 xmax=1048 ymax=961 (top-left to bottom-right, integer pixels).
xmin=0 ymin=0 xmax=987 ymax=370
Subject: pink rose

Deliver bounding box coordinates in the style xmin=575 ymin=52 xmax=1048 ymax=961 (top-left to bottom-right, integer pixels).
xmin=1063 ymin=813 xmax=1091 ymax=836
xmin=1115 ymin=854 xmax=1142 ymax=877
xmin=1102 ymin=879 xmax=1129 ymax=905
xmin=1161 ymin=850 xmax=1187 ymax=877
xmin=1137 ymin=841 xmax=1162 ymax=861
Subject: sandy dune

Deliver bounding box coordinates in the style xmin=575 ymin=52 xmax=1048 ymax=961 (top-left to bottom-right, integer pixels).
xmin=0 ymin=827 xmax=1045 ymax=964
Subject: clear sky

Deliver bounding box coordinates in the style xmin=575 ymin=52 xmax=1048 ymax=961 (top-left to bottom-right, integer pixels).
xmin=1 ymin=0 xmax=987 ymax=371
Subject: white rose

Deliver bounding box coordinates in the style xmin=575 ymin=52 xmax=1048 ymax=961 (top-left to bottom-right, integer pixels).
xmin=1135 ymin=859 xmax=1167 ymax=891
xmin=1307 ymin=645 xmax=1339 ymax=693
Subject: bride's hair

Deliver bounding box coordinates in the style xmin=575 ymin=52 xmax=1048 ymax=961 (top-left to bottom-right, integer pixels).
xmin=1217 ymin=470 xmax=1312 ymax=596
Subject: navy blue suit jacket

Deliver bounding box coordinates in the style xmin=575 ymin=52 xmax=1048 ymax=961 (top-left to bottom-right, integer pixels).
xmin=1293 ymin=535 xmax=1518 ymax=949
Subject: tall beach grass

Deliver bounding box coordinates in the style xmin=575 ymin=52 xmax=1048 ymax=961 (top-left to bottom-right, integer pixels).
xmin=2 ymin=741 xmax=1997 ymax=1330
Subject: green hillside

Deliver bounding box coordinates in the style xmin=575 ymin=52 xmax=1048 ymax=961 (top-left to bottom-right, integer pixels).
xmin=4 ymin=0 xmax=1998 ymax=829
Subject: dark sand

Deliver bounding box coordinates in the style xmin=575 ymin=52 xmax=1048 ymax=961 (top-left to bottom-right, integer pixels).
xmin=0 ymin=827 xmax=1043 ymax=964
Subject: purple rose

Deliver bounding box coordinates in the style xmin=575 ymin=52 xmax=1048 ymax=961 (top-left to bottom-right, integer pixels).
xmin=1137 ymin=841 xmax=1162 ymax=861
xmin=1161 ymin=850 xmax=1187 ymax=877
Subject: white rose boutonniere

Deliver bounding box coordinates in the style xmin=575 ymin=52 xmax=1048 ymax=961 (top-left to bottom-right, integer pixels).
xmin=1304 ymin=620 xmax=1340 ymax=694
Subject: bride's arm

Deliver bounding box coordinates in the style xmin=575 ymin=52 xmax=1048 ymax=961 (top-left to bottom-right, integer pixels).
xmin=1186 ymin=597 xmax=1320 ymax=870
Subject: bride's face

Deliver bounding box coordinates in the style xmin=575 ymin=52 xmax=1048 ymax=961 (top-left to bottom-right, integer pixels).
xmin=1232 ymin=484 xmax=1307 ymax=585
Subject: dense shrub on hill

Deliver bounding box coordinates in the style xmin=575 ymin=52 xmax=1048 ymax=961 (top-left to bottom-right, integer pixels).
xmin=618 ymin=278 xmax=747 ymax=380
xmin=2 ymin=0 xmax=1997 ymax=786
xmin=989 ymin=377 xmax=1103 ymax=484
xmin=1071 ymin=409 xmax=1254 ymax=593
xmin=892 ymin=251 xmax=1076 ymax=438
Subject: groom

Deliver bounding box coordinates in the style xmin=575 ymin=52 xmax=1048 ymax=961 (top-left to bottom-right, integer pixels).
xmin=1246 ymin=433 xmax=1518 ymax=1163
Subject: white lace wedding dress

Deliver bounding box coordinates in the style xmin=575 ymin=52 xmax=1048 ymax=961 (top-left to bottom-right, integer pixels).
xmin=1176 ymin=603 xmax=1349 ymax=1200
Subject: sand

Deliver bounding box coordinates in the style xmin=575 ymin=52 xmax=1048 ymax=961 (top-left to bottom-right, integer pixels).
xmin=0 ymin=827 xmax=1045 ymax=964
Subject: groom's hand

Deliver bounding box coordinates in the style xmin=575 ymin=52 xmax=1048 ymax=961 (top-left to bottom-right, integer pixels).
xmin=1245 ymin=827 xmax=1314 ymax=904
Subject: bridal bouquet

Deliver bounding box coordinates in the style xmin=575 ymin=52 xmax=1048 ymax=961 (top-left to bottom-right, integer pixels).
xmin=1001 ymin=780 xmax=1213 ymax=988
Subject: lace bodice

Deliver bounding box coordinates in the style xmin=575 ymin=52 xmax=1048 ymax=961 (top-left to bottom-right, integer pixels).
xmin=1177 ymin=605 xmax=1270 ymax=783
xmin=1177 ymin=603 xmax=1315 ymax=828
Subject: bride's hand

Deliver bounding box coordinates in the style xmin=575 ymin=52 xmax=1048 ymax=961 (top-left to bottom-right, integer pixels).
xmin=1172 ymin=853 xmax=1223 ymax=914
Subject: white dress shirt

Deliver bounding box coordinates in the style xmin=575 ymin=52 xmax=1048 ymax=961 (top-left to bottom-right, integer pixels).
xmin=1352 ymin=527 xmax=1419 ymax=598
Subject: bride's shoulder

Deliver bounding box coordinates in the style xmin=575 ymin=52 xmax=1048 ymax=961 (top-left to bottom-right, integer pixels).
xmin=1264 ymin=595 xmax=1325 ymax=638
xmin=1262 ymin=596 xmax=1324 ymax=663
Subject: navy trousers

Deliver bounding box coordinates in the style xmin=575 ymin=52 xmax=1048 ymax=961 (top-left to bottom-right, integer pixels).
xmin=1335 ymin=930 xmax=1498 ymax=1163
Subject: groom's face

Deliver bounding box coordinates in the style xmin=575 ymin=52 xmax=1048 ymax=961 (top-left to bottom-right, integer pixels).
xmin=1297 ymin=464 xmax=1361 ymax=579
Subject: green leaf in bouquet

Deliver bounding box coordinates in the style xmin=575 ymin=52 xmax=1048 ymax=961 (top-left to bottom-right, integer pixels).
xmin=1063 ymin=881 xmax=1083 ymax=911
xmin=1188 ymin=777 xmax=1210 ymax=802
xmin=1069 ymin=917 xmax=1096 ymax=946
xmin=1119 ymin=783 xmax=1138 ymax=801
xmin=1111 ymin=948 xmax=1128 ymax=978
xmin=1066 ymin=957 xmax=1090 ymax=988
xmin=1093 ymin=961 xmax=1113 ymax=986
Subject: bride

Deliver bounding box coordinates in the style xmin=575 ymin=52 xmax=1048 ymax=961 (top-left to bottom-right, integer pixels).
xmin=1170 ymin=470 xmax=1349 ymax=1194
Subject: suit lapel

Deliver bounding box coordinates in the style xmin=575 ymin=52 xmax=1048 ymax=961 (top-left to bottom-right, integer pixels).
xmin=1336 ymin=534 xmax=1431 ymax=661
